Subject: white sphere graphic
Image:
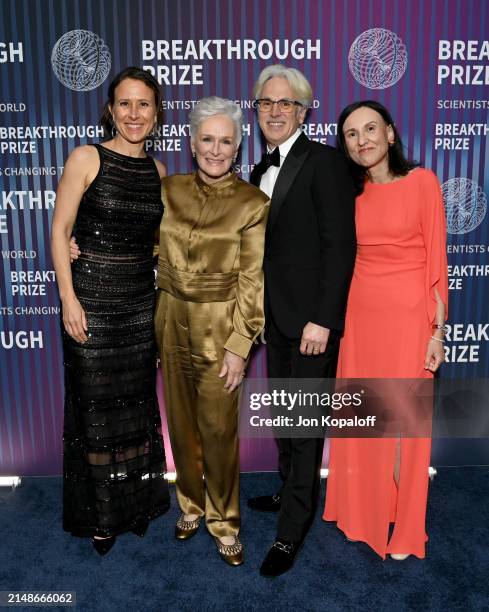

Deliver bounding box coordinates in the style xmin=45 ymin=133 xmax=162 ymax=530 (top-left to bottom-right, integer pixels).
xmin=348 ymin=28 xmax=408 ymax=90
xmin=442 ymin=178 xmax=487 ymax=235
xmin=51 ymin=30 xmax=111 ymax=91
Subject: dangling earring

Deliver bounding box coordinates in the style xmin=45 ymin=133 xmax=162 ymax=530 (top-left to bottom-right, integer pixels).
xmin=111 ymin=121 xmax=117 ymax=138
xmin=192 ymin=151 xmax=196 ymax=158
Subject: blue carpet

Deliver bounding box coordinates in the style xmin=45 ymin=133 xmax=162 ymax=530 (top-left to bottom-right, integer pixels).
xmin=0 ymin=468 xmax=488 ymax=612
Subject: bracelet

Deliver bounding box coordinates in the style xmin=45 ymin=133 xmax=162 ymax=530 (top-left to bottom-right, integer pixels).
xmin=430 ymin=335 xmax=444 ymax=343
xmin=432 ymin=324 xmax=448 ymax=333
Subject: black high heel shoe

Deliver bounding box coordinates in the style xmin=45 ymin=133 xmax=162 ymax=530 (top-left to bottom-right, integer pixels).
xmin=131 ymin=522 xmax=149 ymax=538
xmin=92 ymin=536 xmax=116 ymax=556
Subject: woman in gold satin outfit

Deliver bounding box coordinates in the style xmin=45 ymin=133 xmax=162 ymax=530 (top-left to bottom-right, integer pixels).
xmin=156 ymin=97 xmax=269 ymax=566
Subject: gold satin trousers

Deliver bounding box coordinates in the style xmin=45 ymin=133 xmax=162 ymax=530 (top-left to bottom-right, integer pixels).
xmin=156 ymin=290 xmax=240 ymax=537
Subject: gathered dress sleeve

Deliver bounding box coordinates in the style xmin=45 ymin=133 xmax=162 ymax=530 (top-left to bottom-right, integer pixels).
xmin=419 ymin=169 xmax=449 ymax=324
xmin=223 ymin=198 xmax=270 ymax=359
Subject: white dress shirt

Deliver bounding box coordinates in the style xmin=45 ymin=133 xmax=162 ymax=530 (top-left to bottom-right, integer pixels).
xmin=259 ymin=129 xmax=302 ymax=198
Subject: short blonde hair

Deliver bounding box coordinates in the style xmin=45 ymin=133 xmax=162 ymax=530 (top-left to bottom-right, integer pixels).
xmin=189 ymin=96 xmax=243 ymax=146
xmin=253 ymin=65 xmax=313 ymax=108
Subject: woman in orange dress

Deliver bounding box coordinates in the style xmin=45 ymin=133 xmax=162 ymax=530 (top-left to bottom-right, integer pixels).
xmin=323 ymin=101 xmax=448 ymax=560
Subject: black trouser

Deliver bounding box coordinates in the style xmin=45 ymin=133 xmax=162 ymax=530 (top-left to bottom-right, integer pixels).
xmin=265 ymin=317 xmax=340 ymax=543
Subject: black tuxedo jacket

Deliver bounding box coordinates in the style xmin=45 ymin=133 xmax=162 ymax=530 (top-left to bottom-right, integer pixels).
xmin=250 ymin=132 xmax=356 ymax=339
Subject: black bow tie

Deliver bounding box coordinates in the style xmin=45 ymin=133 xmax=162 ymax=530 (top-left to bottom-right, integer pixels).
xmin=261 ymin=147 xmax=281 ymax=170
xmin=250 ymin=147 xmax=281 ymax=186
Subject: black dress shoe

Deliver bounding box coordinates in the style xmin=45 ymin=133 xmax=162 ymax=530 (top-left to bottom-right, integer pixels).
xmin=259 ymin=539 xmax=300 ymax=577
xmin=92 ymin=536 xmax=116 ymax=556
xmin=247 ymin=494 xmax=281 ymax=512
xmin=131 ymin=522 xmax=149 ymax=538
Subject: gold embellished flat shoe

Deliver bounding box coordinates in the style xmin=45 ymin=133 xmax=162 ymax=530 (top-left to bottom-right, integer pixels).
xmin=175 ymin=513 xmax=202 ymax=540
xmin=214 ymin=535 xmax=243 ymax=566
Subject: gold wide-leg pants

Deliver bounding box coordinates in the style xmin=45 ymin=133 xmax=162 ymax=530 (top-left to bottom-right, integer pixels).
xmin=155 ymin=290 xmax=240 ymax=537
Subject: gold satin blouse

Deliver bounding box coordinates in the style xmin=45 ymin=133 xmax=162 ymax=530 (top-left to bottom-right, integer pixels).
xmin=157 ymin=171 xmax=270 ymax=359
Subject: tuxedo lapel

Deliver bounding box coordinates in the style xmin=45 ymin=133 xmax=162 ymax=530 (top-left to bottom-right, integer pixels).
xmin=268 ymin=133 xmax=310 ymax=232
xmin=249 ymin=164 xmax=261 ymax=187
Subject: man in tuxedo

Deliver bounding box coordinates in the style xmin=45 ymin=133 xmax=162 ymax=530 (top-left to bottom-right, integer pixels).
xmin=248 ymin=65 xmax=356 ymax=576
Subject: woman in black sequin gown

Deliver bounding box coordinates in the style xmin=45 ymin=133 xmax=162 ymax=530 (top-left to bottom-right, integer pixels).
xmin=51 ymin=68 xmax=169 ymax=554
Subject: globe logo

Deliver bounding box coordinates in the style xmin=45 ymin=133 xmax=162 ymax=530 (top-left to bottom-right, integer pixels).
xmin=51 ymin=30 xmax=111 ymax=92
xmin=348 ymin=28 xmax=408 ymax=89
xmin=442 ymin=178 xmax=487 ymax=235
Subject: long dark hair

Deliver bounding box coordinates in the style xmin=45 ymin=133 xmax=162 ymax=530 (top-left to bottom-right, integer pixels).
xmin=336 ymin=100 xmax=418 ymax=195
xmin=100 ymin=67 xmax=163 ymax=136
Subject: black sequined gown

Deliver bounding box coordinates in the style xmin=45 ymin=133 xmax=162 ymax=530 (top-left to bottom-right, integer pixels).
xmin=62 ymin=144 xmax=170 ymax=537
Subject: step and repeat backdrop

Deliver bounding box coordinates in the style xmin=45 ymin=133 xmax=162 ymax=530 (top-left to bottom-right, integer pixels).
xmin=1 ymin=0 xmax=488 ymax=475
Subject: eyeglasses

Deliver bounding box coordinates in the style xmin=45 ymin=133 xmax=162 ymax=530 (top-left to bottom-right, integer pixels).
xmin=254 ymin=98 xmax=303 ymax=113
